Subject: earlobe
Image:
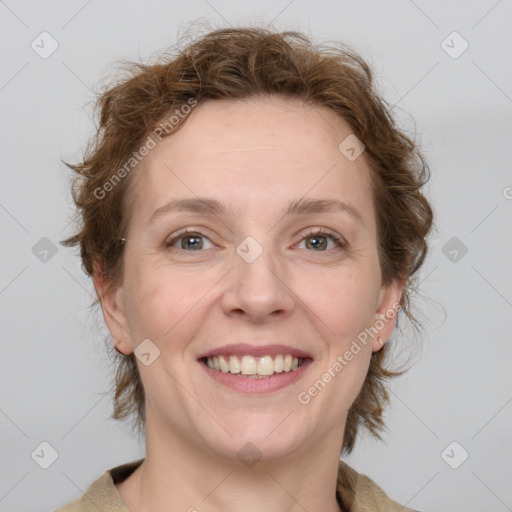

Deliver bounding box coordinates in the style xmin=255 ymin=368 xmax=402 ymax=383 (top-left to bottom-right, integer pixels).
xmin=92 ymin=261 xmax=134 ymax=355
xmin=371 ymin=277 xmax=405 ymax=353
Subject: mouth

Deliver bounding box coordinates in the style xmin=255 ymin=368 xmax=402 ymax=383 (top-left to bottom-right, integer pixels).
xmin=197 ymin=344 xmax=313 ymax=393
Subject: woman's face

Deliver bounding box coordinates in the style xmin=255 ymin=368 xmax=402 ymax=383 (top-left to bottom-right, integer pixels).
xmin=100 ymin=95 xmax=401 ymax=462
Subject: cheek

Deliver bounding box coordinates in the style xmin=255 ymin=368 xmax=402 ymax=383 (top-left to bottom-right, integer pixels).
xmin=123 ymin=259 xmax=215 ymax=342
xmin=297 ymin=265 xmax=381 ymax=342
xmin=123 ymin=244 xmax=382 ymax=347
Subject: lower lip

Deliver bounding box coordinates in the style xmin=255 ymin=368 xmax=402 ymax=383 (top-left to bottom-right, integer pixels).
xmin=199 ymin=359 xmax=313 ymax=394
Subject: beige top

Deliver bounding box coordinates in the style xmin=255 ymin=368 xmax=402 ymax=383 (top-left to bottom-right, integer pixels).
xmin=56 ymin=458 xmax=418 ymax=512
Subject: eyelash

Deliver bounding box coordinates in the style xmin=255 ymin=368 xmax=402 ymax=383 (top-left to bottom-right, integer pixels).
xmin=164 ymin=228 xmax=347 ymax=252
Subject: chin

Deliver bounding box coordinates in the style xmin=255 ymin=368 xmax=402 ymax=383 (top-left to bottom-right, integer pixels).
xmin=196 ymin=413 xmax=311 ymax=464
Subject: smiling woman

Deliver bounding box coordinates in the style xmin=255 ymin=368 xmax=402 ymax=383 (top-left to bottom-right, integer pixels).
xmin=58 ymin=26 xmax=433 ymax=512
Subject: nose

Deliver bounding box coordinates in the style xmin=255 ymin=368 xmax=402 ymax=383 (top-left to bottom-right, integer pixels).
xmin=220 ymin=240 xmax=295 ymax=323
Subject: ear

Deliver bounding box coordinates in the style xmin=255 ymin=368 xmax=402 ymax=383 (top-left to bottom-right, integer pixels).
xmin=371 ymin=276 xmax=405 ymax=353
xmin=92 ymin=261 xmax=134 ymax=355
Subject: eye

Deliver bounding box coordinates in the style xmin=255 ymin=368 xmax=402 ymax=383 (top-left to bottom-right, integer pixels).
xmin=165 ymin=229 xmax=215 ymax=251
xmin=164 ymin=228 xmax=347 ymax=252
xmin=297 ymin=229 xmax=346 ymax=251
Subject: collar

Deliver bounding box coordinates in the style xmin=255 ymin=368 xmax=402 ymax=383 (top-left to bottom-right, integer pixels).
xmin=60 ymin=458 xmax=416 ymax=512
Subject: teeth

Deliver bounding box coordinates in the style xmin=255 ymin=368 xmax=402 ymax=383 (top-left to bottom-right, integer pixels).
xmin=228 ymin=355 xmax=241 ymax=374
xmin=240 ymin=355 xmax=257 ymax=375
xmin=205 ymin=354 xmax=305 ymax=376
xmin=218 ymin=355 xmax=229 ymax=373
xmin=257 ymin=355 xmax=274 ymax=375
xmin=274 ymin=354 xmax=284 ymax=373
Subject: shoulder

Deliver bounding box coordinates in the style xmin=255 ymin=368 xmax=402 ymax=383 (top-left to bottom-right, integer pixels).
xmin=55 ymin=498 xmax=80 ymax=512
xmin=55 ymin=459 xmax=144 ymax=512
xmin=337 ymin=459 xmax=420 ymax=512
xmin=54 ymin=470 xmax=115 ymax=512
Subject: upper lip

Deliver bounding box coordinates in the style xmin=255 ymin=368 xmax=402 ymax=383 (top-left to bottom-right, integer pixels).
xmin=197 ymin=344 xmax=313 ymax=360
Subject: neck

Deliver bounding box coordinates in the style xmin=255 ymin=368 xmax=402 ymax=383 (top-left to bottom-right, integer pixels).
xmin=117 ymin=416 xmax=345 ymax=512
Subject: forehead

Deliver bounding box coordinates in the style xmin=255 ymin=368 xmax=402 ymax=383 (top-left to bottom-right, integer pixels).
xmin=128 ymin=95 xmax=374 ymax=222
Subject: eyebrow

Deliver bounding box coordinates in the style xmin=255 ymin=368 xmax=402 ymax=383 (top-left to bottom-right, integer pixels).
xmin=148 ymin=197 xmax=365 ymax=226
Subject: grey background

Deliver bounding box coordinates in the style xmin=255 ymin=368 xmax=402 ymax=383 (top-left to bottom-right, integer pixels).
xmin=1 ymin=1 xmax=511 ymax=511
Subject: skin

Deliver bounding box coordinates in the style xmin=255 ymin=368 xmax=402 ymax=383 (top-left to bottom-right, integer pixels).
xmin=94 ymin=95 xmax=403 ymax=512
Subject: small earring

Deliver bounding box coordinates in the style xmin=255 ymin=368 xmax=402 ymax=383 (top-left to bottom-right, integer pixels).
xmin=377 ymin=336 xmax=383 ymax=344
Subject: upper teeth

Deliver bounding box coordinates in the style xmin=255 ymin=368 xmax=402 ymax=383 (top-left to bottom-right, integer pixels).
xmin=206 ymin=354 xmax=302 ymax=376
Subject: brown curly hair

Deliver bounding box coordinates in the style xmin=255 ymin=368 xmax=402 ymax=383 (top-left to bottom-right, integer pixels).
xmin=62 ymin=26 xmax=433 ymax=454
